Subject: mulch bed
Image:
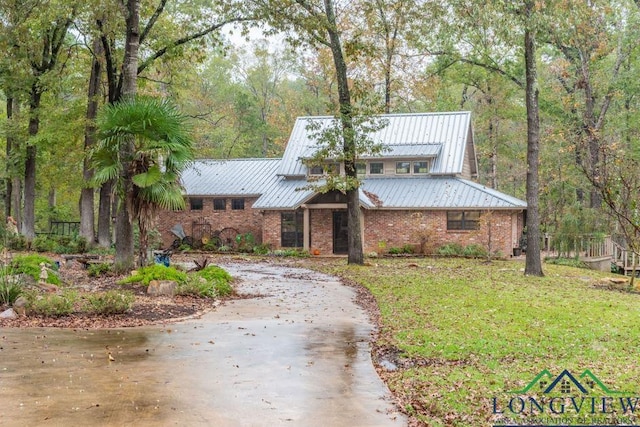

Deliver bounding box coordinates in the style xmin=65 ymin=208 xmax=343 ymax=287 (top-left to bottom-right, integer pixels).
xmin=0 ymin=253 xmax=221 ymax=329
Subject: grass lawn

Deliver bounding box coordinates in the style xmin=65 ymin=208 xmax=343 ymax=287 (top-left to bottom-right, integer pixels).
xmin=308 ymin=257 xmax=640 ymax=426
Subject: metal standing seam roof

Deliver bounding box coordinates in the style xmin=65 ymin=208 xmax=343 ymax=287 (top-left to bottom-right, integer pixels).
xmin=253 ymin=176 xmax=527 ymax=210
xmin=359 ymin=177 xmax=527 ymax=209
xmin=278 ymin=112 xmax=473 ymax=177
xmin=180 ymin=158 xmax=281 ymax=197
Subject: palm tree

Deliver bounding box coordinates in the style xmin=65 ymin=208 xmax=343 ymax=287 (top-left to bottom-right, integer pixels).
xmin=92 ymin=97 xmax=194 ymax=268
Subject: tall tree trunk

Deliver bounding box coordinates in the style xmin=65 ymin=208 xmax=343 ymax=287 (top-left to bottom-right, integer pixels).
xmin=114 ymin=0 xmax=140 ymax=271
xmin=10 ymin=97 xmax=22 ymax=232
xmin=80 ymin=38 xmax=103 ymax=245
xmin=523 ymin=1 xmax=543 ymax=277
xmin=324 ymin=0 xmax=364 ymax=265
xmin=11 ymin=178 xmax=22 ymax=230
xmin=23 ymin=86 xmax=42 ymax=241
xmin=5 ymin=97 xmax=15 ymax=219
xmin=97 ymin=180 xmax=113 ymax=247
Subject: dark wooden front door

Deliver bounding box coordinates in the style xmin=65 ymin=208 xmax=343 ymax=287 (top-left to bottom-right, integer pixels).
xmin=332 ymin=211 xmax=349 ymax=254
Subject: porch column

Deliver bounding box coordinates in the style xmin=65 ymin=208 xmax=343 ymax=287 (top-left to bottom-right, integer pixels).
xmin=360 ymin=208 xmax=365 ymax=251
xmin=302 ymin=206 xmax=310 ymax=251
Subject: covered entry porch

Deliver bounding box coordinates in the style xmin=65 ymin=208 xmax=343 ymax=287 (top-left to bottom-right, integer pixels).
xmin=267 ymin=191 xmax=364 ymax=255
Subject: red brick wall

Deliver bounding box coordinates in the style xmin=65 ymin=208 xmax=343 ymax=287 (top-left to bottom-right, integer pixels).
xmin=309 ymin=210 xmax=334 ymax=254
xmin=363 ymin=209 xmax=520 ymax=257
xmin=157 ymin=197 xmax=263 ymax=248
xmin=262 ymin=211 xmax=280 ymax=250
xmin=261 ymin=208 xmax=523 ymax=257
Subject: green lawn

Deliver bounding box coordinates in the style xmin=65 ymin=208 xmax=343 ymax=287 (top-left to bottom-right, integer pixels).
xmin=307 ymin=257 xmax=640 ymax=426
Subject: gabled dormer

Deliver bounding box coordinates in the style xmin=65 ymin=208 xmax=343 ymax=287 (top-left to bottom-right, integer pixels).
xmin=277 ymin=111 xmax=478 ymax=180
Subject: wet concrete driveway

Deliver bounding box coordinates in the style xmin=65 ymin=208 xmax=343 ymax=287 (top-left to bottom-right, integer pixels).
xmin=0 ymin=262 xmax=406 ymax=426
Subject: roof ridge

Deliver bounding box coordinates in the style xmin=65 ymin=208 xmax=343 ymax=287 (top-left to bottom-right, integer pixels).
xmin=294 ymin=111 xmax=471 ymax=120
xmin=193 ymin=158 xmax=282 ymax=162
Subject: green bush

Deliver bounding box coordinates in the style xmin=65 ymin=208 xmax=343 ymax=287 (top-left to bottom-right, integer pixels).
xmin=87 ymin=263 xmax=112 ymax=277
xmin=10 ymin=254 xmax=61 ymax=285
xmin=463 ymin=244 xmax=488 ymax=258
xmin=177 ymin=277 xmax=217 ymax=298
xmin=253 ymin=244 xmax=271 ymax=255
xmin=544 ymin=257 xmax=590 ymax=269
xmin=31 ymin=235 xmax=88 ymax=254
xmin=235 ymin=233 xmax=255 ymax=253
xmin=32 ymin=236 xmax=57 ymax=252
xmin=118 ymin=264 xmax=187 ymax=286
xmin=193 ymin=265 xmax=233 ymax=297
xmin=269 ymin=249 xmax=310 ymax=257
xmin=25 ymin=289 xmax=78 ymax=316
xmin=0 ymin=265 xmax=22 ymax=305
xmin=436 ymin=243 xmax=464 ymax=256
xmin=388 ymin=245 xmax=415 ymax=255
xmin=0 ymin=281 xmax=22 ymax=305
xmin=85 ymin=290 xmax=135 ymax=314
xmin=7 ymin=235 xmax=27 ymax=251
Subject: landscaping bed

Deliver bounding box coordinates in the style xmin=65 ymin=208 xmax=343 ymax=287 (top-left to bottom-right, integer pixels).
xmin=0 ymin=252 xmax=233 ymax=329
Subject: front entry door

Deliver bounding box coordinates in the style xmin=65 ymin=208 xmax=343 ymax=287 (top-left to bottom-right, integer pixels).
xmin=332 ymin=211 xmax=349 ymax=254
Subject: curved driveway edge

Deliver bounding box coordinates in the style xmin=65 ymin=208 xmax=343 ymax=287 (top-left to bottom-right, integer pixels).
xmin=0 ymin=262 xmax=406 ymax=426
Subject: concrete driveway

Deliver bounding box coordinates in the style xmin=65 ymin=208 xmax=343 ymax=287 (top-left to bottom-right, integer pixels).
xmin=0 ymin=262 xmax=406 ymax=426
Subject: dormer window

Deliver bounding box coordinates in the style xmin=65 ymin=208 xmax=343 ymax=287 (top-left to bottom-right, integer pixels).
xmin=310 ymin=165 xmax=324 ymax=175
xmin=413 ymin=161 xmax=431 ymax=174
xmin=370 ymin=162 xmax=384 ymax=174
xmin=396 ymin=161 xmax=411 ymax=174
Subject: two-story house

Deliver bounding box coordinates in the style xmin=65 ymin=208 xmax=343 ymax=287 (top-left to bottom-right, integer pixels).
xmin=158 ymin=112 xmax=527 ymax=257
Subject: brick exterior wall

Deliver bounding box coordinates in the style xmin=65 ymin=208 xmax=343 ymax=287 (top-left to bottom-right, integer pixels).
xmin=309 ymin=210 xmax=335 ymax=254
xmin=262 ymin=211 xmax=281 ymax=251
xmin=260 ymin=207 xmax=523 ymax=258
xmin=362 ymin=209 xmax=519 ymax=257
xmin=157 ymin=197 xmax=263 ymax=248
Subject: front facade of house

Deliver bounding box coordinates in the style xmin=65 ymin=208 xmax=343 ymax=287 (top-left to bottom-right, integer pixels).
xmin=158 ymin=112 xmax=527 ymax=257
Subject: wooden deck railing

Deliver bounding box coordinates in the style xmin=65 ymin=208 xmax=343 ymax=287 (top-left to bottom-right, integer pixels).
xmin=612 ymin=241 xmax=639 ymax=274
xmin=546 ymin=234 xmax=613 ymax=259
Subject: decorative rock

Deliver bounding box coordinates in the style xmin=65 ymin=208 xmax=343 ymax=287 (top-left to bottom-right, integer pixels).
xmin=147 ymin=280 xmax=177 ymax=297
xmin=13 ymin=296 xmax=27 ymax=316
xmin=0 ymin=308 xmax=17 ymax=319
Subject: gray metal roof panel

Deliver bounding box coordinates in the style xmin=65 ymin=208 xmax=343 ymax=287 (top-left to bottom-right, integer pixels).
xmin=253 ymin=175 xmax=526 ymax=210
xmin=278 ymin=112 xmax=472 ymax=177
xmin=252 ymin=178 xmax=316 ymax=209
xmin=359 ymin=177 xmax=526 ymax=209
xmin=181 ymin=159 xmax=281 ymax=196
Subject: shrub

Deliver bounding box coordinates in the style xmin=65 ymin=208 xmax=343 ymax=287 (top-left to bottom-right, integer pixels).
xmin=544 ymin=257 xmax=590 ymax=269
xmin=0 ymin=281 xmax=22 ymax=305
xmin=56 ymin=235 xmax=88 ymax=254
xmin=0 ymin=265 xmax=22 ymax=305
xmin=176 ymin=277 xmax=217 ymax=298
xmin=193 ymin=266 xmax=233 ymax=297
xmin=269 ymin=249 xmax=310 ymax=257
xmin=7 ymin=234 xmax=27 ymax=251
xmin=463 ymin=244 xmax=488 ymax=258
xmin=85 ymin=290 xmax=135 ymax=314
xmin=388 ymin=245 xmax=415 ymax=255
xmin=118 ymin=264 xmax=187 ymax=286
xmin=32 ymin=236 xmax=57 ymax=252
xmin=25 ymin=289 xmax=78 ymax=316
xmin=436 ymin=243 xmax=464 ymax=256
xmin=235 ymin=233 xmax=255 ymax=253
xmin=253 ymin=244 xmax=271 ymax=255
xmin=10 ymin=254 xmax=61 ymax=285
xmin=87 ymin=263 xmax=112 ymax=277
